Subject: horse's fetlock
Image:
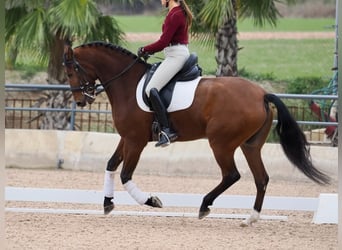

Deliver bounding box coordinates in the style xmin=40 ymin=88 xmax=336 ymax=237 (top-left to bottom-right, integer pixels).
xmin=104 ymin=196 xmax=113 ymax=206
xmin=120 ymin=173 xmax=131 ymax=184
xmin=202 ymin=195 xmax=212 ymax=207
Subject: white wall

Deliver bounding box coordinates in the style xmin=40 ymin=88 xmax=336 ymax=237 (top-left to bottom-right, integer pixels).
xmin=5 ymin=129 xmax=338 ymax=181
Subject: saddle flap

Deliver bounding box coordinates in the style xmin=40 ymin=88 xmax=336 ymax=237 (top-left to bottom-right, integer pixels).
xmin=142 ymin=53 xmax=202 ymax=108
xmin=136 ymin=75 xmax=201 ymax=113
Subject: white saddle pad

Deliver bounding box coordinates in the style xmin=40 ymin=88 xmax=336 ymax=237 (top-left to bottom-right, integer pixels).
xmin=136 ymin=74 xmax=202 ymax=112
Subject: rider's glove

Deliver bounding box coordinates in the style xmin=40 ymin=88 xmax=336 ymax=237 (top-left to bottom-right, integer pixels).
xmin=137 ymin=47 xmax=150 ymax=61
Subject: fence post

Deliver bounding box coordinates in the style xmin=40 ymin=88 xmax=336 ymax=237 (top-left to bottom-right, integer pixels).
xmin=69 ymin=101 xmax=76 ymax=130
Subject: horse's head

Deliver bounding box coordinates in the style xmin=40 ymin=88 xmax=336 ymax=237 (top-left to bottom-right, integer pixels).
xmin=63 ymin=44 xmax=97 ymax=107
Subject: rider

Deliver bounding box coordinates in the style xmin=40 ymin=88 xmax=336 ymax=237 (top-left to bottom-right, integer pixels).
xmin=138 ymin=0 xmax=193 ymax=147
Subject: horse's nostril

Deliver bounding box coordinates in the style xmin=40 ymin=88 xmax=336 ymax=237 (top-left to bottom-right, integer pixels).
xmin=77 ymin=101 xmax=86 ymax=107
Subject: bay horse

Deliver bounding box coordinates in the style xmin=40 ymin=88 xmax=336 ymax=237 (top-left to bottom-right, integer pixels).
xmin=63 ymin=41 xmax=329 ymax=226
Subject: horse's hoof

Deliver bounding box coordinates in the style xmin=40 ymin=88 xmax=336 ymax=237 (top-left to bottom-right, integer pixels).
xmin=198 ymin=208 xmax=210 ymax=219
xmin=103 ymin=197 xmax=114 ymax=215
xmin=240 ymin=210 xmax=260 ymax=226
xmin=240 ymin=221 xmax=249 ymax=227
xmin=145 ymin=196 xmax=163 ymax=208
xmin=104 ymin=204 xmax=114 ymax=215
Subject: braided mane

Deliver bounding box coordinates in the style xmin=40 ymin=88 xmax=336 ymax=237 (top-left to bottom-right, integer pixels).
xmin=75 ymin=41 xmax=147 ymax=65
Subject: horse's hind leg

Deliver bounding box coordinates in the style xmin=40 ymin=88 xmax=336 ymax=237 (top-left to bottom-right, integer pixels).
xmin=199 ymin=149 xmax=240 ymax=219
xmin=240 ymin=144 xmax=269 ymax=226
xmin=103 ymin=138 xmax=124 ymax=214
xmin=239 ymin=110 xmax=273 ymax=226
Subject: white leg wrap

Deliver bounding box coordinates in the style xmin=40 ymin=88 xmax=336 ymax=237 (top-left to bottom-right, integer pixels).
xmin=241 ymin=210 xmax=260 ymax=227
xmin=123 ymin=180 xmax=149 ymax=205
xmin=103 ymin=170 xmax=115 ymax=198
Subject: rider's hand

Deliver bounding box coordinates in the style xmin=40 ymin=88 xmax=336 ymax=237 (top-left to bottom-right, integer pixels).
xmin=137 ymin=47 xmax=150 ymax=60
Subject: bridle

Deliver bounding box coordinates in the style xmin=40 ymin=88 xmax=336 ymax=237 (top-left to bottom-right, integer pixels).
xmin=63 ymin=57 xmax=97 ymax=100
xmin=63 ymin=54 xmax=140 ymax=100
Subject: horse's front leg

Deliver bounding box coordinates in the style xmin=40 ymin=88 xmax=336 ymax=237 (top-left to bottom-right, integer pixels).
xmin=120 ymin=139 xmax=163 ymax=208
xmin=103 ymin=138 xmax=124 ymax=215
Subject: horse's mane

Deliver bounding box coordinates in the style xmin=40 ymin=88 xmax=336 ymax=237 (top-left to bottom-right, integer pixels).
xmin=75 ymin=41 xmax=149 ymax=66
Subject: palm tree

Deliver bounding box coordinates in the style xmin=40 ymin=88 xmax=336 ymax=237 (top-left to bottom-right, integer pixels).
xmin=5 ymin=0 xmax=125 ymax=129
xmin=189 ymin=0 xmax=295 ymax=76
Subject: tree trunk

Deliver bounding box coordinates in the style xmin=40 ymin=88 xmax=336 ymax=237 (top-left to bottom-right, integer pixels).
xmin=215 ymin=0 xmax=238 ymax=77
xmin=39 ymin=90 xmax=73 ymax=130
xmin=47 ymin=34 xmax=67 ymax=84
xmin=215 ymin=16 xmax=238 ymax=77
xmin=5 ymin=45 xmax=18 ymax=70
xmin=40 ymin=34 xmax=72 ymax=130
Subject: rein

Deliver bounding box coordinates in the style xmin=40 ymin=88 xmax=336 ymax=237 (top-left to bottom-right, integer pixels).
xmin=64 ymin=54 xmax=140 ymax=98
xmin=96 ymin=57 xmax=140 ymax=95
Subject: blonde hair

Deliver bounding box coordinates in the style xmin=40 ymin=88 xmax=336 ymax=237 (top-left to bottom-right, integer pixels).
xmin=178 ymin=0 xmax=193 ymax=28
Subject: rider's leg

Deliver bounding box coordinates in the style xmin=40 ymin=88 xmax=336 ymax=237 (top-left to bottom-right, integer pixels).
xmin=149 ymin=88 xmax=177 ymax=147
xmin=145 ymin=45 xmax=190 ymax=94
xmin=145 ymin=45 xmax=189 ymax=147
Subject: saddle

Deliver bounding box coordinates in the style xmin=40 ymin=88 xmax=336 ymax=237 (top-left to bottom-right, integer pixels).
xmin=142 ymin=53 xmax=202 ymax=108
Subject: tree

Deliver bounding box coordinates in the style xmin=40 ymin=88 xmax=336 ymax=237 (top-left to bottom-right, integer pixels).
xmin=5 ymin=0 xmax=125 ymax=129
xmin=189 ymin=0 xmax=295 ymax=76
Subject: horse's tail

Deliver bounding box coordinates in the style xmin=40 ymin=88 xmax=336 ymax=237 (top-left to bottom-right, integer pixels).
xmin=264 ymin=93 xmax=330 ymax=185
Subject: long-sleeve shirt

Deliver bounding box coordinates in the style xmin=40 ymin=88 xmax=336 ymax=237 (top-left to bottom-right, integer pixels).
xmin=143 ymin=6 xmax=188 ymax=54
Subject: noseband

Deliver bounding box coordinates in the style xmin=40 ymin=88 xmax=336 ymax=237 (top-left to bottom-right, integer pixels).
xmin=63 ymin=54 xmax=140 ymax=98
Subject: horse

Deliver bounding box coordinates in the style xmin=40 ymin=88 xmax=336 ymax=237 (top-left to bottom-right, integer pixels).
xmin=63 ymin=41 xmax=330 ymax=226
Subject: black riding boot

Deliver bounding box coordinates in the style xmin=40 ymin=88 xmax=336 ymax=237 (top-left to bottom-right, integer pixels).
xmin=149 ymin=88 xmax=178 ymax=147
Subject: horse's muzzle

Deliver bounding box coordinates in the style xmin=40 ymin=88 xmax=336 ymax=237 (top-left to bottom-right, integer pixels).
xmin=76 ymin=93 xmax=95 ymax=107
xmin=76 ymin=101 xmax=87 ymax=107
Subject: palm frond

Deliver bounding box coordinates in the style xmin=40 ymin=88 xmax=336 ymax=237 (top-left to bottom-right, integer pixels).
xmin=5 ymin=6 xmax=27 ymax=41
xmin=238 ymin=0 xmax=280 ymax=27
xmin=198 ymin=0 xmax=234 ymax=32
xmin=15 ymin=7 xmax=50 ymax=49
xmin=85 ymin=15 xmax=125 ymax=44
xmin=48 ymin=0 xmax=99 ymax=38
xmin=191 ymin=32 xmax=216 ymax=48
xmin=5 ymin=0 xmax=45 ymax=10
xmin=8 ymin=7 xmax=51 ymax=64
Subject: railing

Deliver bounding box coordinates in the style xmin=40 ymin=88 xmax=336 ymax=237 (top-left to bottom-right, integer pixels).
xmin=5 ymin=83 xmax=338 ymax=143
xmin=5 ymin=83 xmax=114 ymax=132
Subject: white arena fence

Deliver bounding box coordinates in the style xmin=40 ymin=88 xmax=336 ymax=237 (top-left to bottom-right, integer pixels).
xmin=5 ymin=83 xmax=338 ymax=130
xmin=5 ymin=187 xmax=337 ymax=224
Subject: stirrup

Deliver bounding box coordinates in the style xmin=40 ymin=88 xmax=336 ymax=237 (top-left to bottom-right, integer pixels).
xmin=155 ymin=131 xmax=177 ymax=147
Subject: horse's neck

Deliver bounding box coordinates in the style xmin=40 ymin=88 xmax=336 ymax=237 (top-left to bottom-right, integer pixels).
xmin=100 ymin=57 xmax=147 ymax=104
xmin=77 ymin=46 xmax=148 ymax=104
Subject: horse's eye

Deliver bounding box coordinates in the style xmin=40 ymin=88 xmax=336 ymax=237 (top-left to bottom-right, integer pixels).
xmin=67 ymin=73 xmax=73 ymax=78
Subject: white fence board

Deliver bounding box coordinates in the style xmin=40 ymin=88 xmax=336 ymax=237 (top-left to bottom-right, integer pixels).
xmin=5 ymin=187 xmax=318 ymax=211
xmin=5 ymin=187 xmax=337 ymax=223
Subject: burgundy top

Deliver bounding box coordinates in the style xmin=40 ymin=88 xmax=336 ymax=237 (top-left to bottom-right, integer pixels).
xmin=143 ymin=6 xmax=188 ymax=54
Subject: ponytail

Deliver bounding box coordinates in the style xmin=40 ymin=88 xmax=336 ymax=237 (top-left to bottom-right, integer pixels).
xmin=178 ymin=0 xmax=193 ymax=28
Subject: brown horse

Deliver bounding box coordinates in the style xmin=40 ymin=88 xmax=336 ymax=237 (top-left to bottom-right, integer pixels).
xmin=63 ymin=41 xmax=329 ymax=226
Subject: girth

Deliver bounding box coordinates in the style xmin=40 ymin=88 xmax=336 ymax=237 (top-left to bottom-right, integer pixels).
xmin=142 ymin=53 xmax=202 ymax=108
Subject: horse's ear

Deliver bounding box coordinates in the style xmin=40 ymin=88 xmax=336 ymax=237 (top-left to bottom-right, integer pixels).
xmin=64 ymin=39 xmax=74 ymax=61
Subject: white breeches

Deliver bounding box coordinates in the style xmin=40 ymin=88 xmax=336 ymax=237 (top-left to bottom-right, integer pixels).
xmin=145 ymin=44 xmax=190 ymax=97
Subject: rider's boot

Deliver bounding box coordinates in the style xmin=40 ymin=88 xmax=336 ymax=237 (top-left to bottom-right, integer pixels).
xmin=149 ymin=88 xmax=178 ymax=147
